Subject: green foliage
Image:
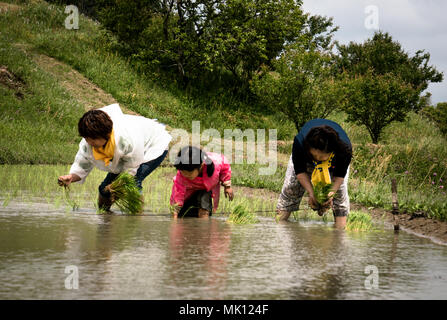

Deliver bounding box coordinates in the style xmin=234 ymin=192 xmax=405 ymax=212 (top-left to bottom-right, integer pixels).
xmin=341 ymin=70 xmax=418 ymax=143
xmin=421 ymin=102 xmax=447 ymax=137
xmin=92 ymin=0 xmax=337 ymax=91
xmin=337 ymin=31 xmax=443 ymax=143
xmin=312 ymin=182 xmax=333 ymax=206
xmin=251 ymin=46 xmax=341 ymax=130
xmin=109 ymin=172 xmax=143 ymax=215
xmin=336 ymin=31 xmax=443 ymax=92
xmin=227 ymin=204 xmax=259 ymax=224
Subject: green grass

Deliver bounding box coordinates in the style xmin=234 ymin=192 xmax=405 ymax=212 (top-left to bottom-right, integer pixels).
xmin=0 ymin=0 xmax=295 ymax=142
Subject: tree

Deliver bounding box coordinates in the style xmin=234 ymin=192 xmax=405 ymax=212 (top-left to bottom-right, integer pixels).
xmin=341 ymin=70 xmax=418 ymax=143
xmin=336 ymin=31 xmax=443 ymax=143
xmin=95 ymin=0 xmax=338 ymax=89
xmin=422 ymin=102 xmax=447 ymax=137
xmin=251 ymin=45 xmax=341 ymax=131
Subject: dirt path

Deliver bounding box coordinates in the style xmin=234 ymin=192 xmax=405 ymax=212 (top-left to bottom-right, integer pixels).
xmin=0 ymin=2 xmax=20 ymax=13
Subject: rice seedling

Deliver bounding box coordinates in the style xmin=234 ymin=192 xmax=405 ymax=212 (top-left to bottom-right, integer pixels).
xmin=227 ymin=204 xmax=259 ymax=225
xmin=61 ymin=185 xmax=80 ymax=211
xmin=313 ymin=182 xmax=333 ymax=206
xmin=346 ymin=211 xmax=374 ymax=231
xmin=2 ymin=193 xmax=12 ymax=207
xmin=107 ymin=172 xmax=143 ymax=215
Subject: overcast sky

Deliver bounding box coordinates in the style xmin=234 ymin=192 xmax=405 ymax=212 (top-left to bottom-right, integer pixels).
xmin=302 ymin=0 xmax=447 ymax=104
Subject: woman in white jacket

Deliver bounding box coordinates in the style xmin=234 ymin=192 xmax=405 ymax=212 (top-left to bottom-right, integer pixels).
xmin=58 ymin=104 xmax=172 ymax=212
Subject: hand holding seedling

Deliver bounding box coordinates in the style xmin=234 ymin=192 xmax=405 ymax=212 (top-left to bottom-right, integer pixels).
xmin=58 ymin=174 xmax=81 ymax=187
xmin=224 ymin=186 xmax=234 ymax=201
xmin=308 ymin=194 xmax=319 ymax=210
xmin=317 ymin=191 xmax=335 ymax=216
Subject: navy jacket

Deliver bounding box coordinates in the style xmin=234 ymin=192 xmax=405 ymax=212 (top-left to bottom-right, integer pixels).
xmin=292 ymin=119 xmax=352 ymax=178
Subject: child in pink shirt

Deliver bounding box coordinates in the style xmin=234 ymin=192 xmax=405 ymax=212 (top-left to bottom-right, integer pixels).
xmin=170 ymin=146 xmax=233 ymax=218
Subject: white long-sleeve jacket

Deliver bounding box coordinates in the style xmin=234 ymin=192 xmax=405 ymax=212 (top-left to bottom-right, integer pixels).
xmin=69 ymin=104 xmax=172 ymax=183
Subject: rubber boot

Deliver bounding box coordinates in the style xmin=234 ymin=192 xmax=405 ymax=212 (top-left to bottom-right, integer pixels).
xmin=98 ymin=193 xmax=113 ymax=213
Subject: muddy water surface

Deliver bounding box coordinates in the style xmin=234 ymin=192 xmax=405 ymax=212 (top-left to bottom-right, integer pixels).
xmin=1 ymin=201 xmax=447 ymax=299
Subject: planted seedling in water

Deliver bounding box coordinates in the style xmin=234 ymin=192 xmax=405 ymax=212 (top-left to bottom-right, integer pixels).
xmin=346 ymin=211 xmax=374 ymax=231
xmin=62 ymin=185 xmax=80 ymax=211
xmin=227 ymin=204 xmax=259 ymax=224
xmin=107 ymin=172 xmax=143 ymax=215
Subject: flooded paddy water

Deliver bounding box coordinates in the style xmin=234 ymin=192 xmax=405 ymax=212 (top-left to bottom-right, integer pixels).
xmin=0 ymin=165 xmax=447 ymax=299
xmin=1 ymin=201 xmax=447 ymax=300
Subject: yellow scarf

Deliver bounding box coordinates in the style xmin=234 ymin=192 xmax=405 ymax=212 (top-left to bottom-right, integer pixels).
xmin=311 ymin=152 xmax=335 ymax=186
xmin=92 ymin=129 xmax=115 ymax=166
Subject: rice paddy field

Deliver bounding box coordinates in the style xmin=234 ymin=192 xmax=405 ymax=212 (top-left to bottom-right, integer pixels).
xmin=1 ymin=164 xmax=447 ymax=300
xmin=1 ymin=1 xmax=447 ymax=302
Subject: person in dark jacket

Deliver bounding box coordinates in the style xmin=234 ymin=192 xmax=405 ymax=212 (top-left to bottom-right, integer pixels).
xmin=276 ymin=119 xmax=352 ymax=228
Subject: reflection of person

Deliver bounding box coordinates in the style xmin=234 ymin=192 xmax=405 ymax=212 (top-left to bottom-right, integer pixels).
xmin=58 ymin=104 xmax=171 ymax=212
xmin=276 ymin=119 xmax=352 ymax=228
xmin=170 ymin=146 xmax=233 ymax=218
xmin=168 ymin=219 xmax=231 ymax=298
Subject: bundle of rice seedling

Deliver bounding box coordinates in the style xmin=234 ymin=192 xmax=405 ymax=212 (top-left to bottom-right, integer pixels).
xmin=346 ymin=211 xmax=374 ymax=231
xmin=108 ymin=172 xmax=143 ymax=214
xmin=313 ymin=181 xmax=333 ymax=206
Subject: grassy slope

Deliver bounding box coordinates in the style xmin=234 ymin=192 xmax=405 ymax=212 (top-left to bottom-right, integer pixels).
xmin=0 ymin=1 xmax=446 ymax=220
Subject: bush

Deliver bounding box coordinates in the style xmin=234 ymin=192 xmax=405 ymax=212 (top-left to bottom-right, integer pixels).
xmin=421 ymin=102 xmax=447 ymax=137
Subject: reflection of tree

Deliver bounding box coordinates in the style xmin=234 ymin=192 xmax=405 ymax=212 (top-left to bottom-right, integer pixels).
xmin=167 ymin=219 xmax=231 ymax=299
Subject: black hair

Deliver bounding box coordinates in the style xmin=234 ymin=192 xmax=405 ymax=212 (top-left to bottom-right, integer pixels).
xmin=303 ymin=125 xmax=352 ymax=159
xmin=174 ymin=146 xmax=215 ymax=177
xmin=78 ymin=109 xmax=113 ymax=140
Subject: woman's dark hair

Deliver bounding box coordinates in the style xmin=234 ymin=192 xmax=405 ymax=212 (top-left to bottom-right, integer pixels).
xmin=174 ymin=146 xmax=215 ymax=177
xmin=303 ymin=125 xmax=352 ymax=158
xmin=78 ymin=109 xmax=113 ymax=140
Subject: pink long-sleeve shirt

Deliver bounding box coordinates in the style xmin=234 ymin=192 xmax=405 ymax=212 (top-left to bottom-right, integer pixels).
xmin=170 ymin=152 xmax=232 ymax=212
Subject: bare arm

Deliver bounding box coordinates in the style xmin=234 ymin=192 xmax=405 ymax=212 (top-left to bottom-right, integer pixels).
xmin=296 ymin=173 xmax=318 ymax=209
xmin=328 ymin=176 xmax=344 ymax=198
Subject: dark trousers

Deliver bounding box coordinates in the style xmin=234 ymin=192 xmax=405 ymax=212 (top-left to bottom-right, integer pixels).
xmin=178 ymin=190 xmax=213 ymax=218
xmin=99 ymin=150 xmax=168 ymax=197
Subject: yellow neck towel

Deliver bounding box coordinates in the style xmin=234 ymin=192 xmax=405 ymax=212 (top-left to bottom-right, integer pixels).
xmin=311 ymin=152 xmax=334 ymax=186
xmin=92 ymin=129 xmax=115 ymax=166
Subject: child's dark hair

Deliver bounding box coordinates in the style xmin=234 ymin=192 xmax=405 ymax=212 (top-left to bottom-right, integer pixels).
xmin=304 ymin=125 xmax=352 ymax=158
xmin=174 ymin=146 xmax=215 ymax=177
xmin=78 ymin=109 xmax=113 ymax=140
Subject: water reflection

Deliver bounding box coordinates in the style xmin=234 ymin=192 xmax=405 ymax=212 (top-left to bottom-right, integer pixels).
xmin=167 ymin=218 xmax=232 ymax=299
xmin=0 ymin=205 xmax=447 ymax=299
